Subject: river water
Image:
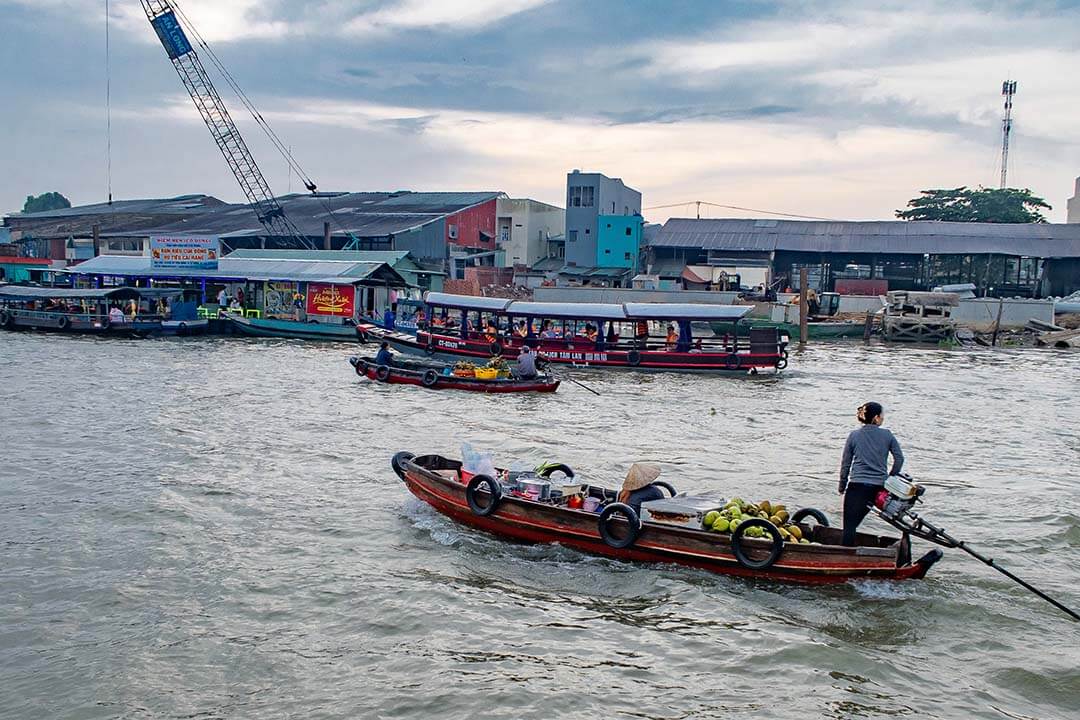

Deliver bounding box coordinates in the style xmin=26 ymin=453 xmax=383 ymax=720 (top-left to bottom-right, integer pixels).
xmin=1 ymin=333 xmax=1078 ymax=719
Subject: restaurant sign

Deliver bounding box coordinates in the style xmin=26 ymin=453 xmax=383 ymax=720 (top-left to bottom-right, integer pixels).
xmin=150 ymin=235 xmax=219 ymax=269
xmin=305 ymin=283 xmax=355 ymax=317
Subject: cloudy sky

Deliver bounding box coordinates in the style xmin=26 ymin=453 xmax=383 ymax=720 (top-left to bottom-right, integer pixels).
xmin=2 ymin=0 xmax=1079 ymax=222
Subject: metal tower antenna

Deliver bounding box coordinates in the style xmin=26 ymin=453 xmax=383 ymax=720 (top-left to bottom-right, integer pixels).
xmin=1000 ymin=80 xmax=1017 ymax=189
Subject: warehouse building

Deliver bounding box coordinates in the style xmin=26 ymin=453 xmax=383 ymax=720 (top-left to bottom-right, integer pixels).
xmin=646 ymin=218 xmax=1080 ymax=298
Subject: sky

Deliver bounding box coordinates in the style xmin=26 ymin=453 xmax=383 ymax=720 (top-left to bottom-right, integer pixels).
xmin=2 ymin=0 xmax=1079 ymax=223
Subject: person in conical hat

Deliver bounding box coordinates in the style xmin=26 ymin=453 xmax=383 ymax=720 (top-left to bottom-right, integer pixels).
xmin=617 ymin=462 xmax=665 ymax=513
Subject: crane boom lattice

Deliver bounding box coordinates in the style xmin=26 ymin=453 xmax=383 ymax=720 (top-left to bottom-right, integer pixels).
xmin=140 ymin=1 xmax=314 ymax=248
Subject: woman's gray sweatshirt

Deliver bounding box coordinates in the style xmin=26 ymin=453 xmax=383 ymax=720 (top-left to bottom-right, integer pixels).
xmin=839 ymin=425 xmax=904 ymax=491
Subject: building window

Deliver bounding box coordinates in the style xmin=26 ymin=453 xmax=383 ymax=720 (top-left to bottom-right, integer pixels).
xmin=625 ymin=227 xmax=632 ymax=236
xmin=624 ymin=252 xmax=632 ymax=260
xmin=584 ymin=228 xmax=590 ymax=235
xmin=569 ymin=187 xmax=581 ymax=207
xmin=582 ymin=186 xmax=594 ymax=207
xmin=624 ymin=206 xmax=629 ymax=215
xmin=605 ymin=249 xmax=611 ymax=254
xmin=569 ymin=230 xmax=577 ymax=242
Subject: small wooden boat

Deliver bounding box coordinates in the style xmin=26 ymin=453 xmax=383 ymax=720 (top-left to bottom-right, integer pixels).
xmin=350 ymin=356 xmax=559 ymax=393
xmin=392 ymin=452 xmax=944 ymax=584
xmin=224 ymin=314 xmax=359 ymax=342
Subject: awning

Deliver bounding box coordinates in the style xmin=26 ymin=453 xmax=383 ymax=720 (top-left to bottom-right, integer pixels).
xmin=423 ymin=292 xmax=512 ymax=312
xmin=0 ymin=286 xmax=142 ymax=301
xmin=506 ymin=301 xmax=627 ymax=320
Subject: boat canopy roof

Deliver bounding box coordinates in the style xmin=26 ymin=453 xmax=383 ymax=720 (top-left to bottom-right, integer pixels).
xmin=422 ymin=292 xmax=752 ymax=321
xmin=0 ymin=286 xmax=142 ymax=301
xmin=423 ymin=292 xmax=512 ymax=312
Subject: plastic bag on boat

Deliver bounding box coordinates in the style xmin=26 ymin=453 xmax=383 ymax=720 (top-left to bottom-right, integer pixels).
xmin=461 ymin=443 xmax=496 ymax=477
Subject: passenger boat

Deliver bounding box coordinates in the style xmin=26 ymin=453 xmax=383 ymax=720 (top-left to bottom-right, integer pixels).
xmin=392 ymin=452 xmax=943 ymax=584
xmin=1 ymin=286 xmax=146 ymax=336
xmin=349 ymin=356 xmax=560 ymax=393
xmin=224 ymin=314 xmax=360 ymax=342
xmin=361 ymin=292 xmax=789 ymax=374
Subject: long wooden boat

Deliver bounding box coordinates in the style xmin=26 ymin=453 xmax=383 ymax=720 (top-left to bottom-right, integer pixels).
xmin=349 ymin=356 xmax=560 ymax=393
xmin=224 ymin=314 xmax=359 ymax=342
xmin=361 ymin=292 xmax=790 ymax=374
xmin=0 ymin=286 xmax=146 ymax=336
xmin=393 ymin=452 xmax=944 ymax=584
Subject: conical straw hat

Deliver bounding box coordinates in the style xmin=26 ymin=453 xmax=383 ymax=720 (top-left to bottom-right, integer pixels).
xmin=622 ymin=463 xmax=661 ymax=492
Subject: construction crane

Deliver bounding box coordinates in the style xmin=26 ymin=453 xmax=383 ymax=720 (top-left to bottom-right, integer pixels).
xmin=140 ymin=0 xmax=317 ymax=249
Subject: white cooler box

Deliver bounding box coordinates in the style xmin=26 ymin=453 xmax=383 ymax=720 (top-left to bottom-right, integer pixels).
xmin=640 ymin=495 xmax=725 ymax=529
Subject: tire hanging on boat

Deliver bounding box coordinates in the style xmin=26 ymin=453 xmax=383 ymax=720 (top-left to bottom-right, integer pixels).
xmin=775 ymin=355 xmax=788 ymax=370
xmin=57 ymin=316 xmax=71 ymax=330
xmin=627 ymin=350 xmax=642 ymax=366
xmin=653 ymin=480 xmax=678 ymax=497
xmin=391 ymin=451 xmax=415 ymax=481
xmin=489 ymin=342 xmax=503 ymax=357
xmin=375 ymin=365 xmax=392 ymax=381
xmin=425 ymin=341 xmax=436 ymax=355
xmin=725 ymin=353 xmax=741 ymax=370
xmin=466 ymin=474 xmax=501 ymax=516
xmin=353 ymin=360 xmax=366 ymax=376
xmin=421 ymin=370 xmax=439 ymax=387
xmin=0 ymin=310 xmax=12 ymax=329
xmin=730 ymin=518 xmax=784 ymax=570
xmin=598 ymin=502 xmax=640 ymax=549
xmin=176 ymin=321 xmax=189 ymax=337
xmin=791 ymin=507 xmax=829 ymax=527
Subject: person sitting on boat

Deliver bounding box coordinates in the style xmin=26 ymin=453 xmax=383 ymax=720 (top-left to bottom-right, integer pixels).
xmin=665 ymin=324 xmax=678 ymax=350
xmin=416 ymin=307 xmax=427 ymax=329
xmin=108 ymin=304 xmax=126 ymax=324
xmin=514 ymin=321 xmax=528 ymax=339
xmin=584 ymin=324 xmax=598 ymax=342
xmin=634 ymin=320 xmax=649 ymax=343
xmin=540 ymin=321 xmax=560 ymax=339
xmin=374 ymin=341 xmax=394 ymax=367
xmin=617 ymin=463 xmax=665 ymax=513
xmin=514 ymin=345 xmax=538 ymax=379
xmin=839 ymin=401 xmax=904 ymax=546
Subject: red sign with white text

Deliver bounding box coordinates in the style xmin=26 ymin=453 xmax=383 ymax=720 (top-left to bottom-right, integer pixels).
xmin=305 ymin=283 xmax=355 ymax=316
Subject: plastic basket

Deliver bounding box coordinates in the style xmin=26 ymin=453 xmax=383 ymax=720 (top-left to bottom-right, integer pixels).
xmin=474 ymin=368 xmax=499 ymax=380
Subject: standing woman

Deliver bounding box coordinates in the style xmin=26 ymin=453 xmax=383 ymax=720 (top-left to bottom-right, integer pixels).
xmin=838 ymin=402 xmax=904 ymax=546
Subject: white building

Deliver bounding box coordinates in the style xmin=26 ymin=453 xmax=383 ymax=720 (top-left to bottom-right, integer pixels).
xmin=496 ymin=198 xmax=565 ymax=268
xmin=1068 ymin=176 xmax=1080 ymax=223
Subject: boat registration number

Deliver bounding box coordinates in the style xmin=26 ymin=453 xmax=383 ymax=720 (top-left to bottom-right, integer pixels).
xmin=550 ymin=351 xmax=608 ymax=362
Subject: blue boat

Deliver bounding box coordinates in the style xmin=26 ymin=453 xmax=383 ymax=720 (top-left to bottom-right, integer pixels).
xmin=223 ymin=314 xmax=360 ymax=342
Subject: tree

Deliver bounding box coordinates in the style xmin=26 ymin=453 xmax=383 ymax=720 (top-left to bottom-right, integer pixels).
xmin=896 ymin=186 xmax=1051 ymax=223
xmin=22 ymin=192 xmax=72 ymax=214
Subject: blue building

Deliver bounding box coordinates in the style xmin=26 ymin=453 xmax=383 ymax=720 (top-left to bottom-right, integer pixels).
xmin=596 ymin=214 xmax=644 ymax=272
xmin=564 ymin=170 xmax=641 ymax=268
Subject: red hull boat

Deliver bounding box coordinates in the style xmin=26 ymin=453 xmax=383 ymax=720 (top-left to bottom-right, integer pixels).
xmin=393 ymin=452 xmax=943 ymax=584
xmin=350 ymin=356 xmax=559 ymax=393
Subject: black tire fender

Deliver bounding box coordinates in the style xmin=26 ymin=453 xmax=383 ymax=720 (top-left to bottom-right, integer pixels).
xmin=653 ymin=480 xmax=677 ymax=497
xmin=466 ymin=474 xmax=501 ymax=516
xmin=57 ymin=316 xmax=71 ymax=330
xmin=730 ymin=518 xmax=784 ymax=570
xmin=489 ymin=342 xmax=503 ymax=357
xmin=421 ymin=369 xmax=439 ymax=387
xmin=375 ymin=365 xmax=391 ymax=381
xmin=725 ymin=353 xmax=741 ymax=370
xmin=535 ymin=356 xmax=549 ymax=371
xmin=627 ymin=350 xmax=642 ymax=366
xmin=775 ymin=355 xmax=788 ymax=370
xmin=353 ymin=359 xmax=366 ymax=376
xmin=791 ymin=507 xmax=829 ymax=527
xmin=391 ymin=451 xmax=415 ymax=481
xmin=425 ymin=341 xmax=436 ymax=356
xmin=598 ymin=502 xmax=641 ymax=549
xmin=0 ymin=310 xmax=10 ymax=327
xmin=177 ymin=321 xmax=189 ymax=336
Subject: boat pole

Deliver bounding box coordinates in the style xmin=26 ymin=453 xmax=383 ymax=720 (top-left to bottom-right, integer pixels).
xmin=954 ymin=538 xmax=1080 ymax=622
xmin=562 ymin=374 xmax=600 ymax=396
xmin=798 ymin=268 xmax=809 ymax=345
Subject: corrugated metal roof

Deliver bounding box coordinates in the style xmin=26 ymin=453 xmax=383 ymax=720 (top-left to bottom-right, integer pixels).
xmin=420 ymin=293 xmax=750 ymax=321
xmin=7 ymin=195 xmax=225 ymax=220
xmin=59 ymin=254 xmax=408 ymax=285
xmin=226 ymin=249 xmax=411 ymax=264
xmin=100 ymin=191 xmax=503 ymax=240
xmin=0 ymin=286 xmax=142 ymax=301
xmin=650 ymin=218 xmax=1080 ymax=257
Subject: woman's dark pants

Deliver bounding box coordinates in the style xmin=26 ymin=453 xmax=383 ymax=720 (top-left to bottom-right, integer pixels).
xmin=842 ymin=483 xmax=880 ymax=546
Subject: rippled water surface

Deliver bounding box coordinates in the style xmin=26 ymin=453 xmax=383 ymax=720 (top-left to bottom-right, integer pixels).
xmin=2 ymin=333 xmax=1078 ymax=719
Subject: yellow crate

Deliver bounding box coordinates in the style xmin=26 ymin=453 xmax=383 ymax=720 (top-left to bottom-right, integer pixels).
xmin=474 ymin=368 xmax=499 ymax=380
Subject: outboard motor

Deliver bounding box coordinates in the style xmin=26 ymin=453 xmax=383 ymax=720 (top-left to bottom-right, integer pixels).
xmin=874 ymin=475 xmax=925 ymax=520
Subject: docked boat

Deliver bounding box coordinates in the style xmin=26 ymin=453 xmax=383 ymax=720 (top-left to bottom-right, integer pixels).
xmin=1 ymin=286 xmax=146 ymax=336
xmin=224 ymin=314 xmax=360 ymax=342
xmin=392 ymin=452 xmax=943 ymax=584
xmin=349 ymin=356 xmax=560 ymax=393
xmin=361 ymin=292 xmax=789 ymax=374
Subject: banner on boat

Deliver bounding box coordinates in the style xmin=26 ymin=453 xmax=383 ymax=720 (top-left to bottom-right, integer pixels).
xmin=150 ymin=235 xmax=219 ymax=270
xmin=306 ymin=283 xmax=355 ymax=317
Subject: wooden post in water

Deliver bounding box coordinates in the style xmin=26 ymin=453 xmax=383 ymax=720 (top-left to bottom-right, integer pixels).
xmin=798 ymin=268 xmax=809 ymax=344
xmin=991 ymin=296 xmax=1005 ymax=346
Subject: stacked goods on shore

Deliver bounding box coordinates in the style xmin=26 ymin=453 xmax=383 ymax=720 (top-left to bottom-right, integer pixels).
xmin=702 ymin=498 xmax=817 ymax=544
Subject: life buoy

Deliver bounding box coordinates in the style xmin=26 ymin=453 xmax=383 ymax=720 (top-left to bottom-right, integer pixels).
xmin=421 ymin=370 xmax=439 ymax=387
xmin=627 ymin=350 xmax=642 ymax=366
xmin=57 ymin=316 xmax=70 ymax=330
xmin=725 ymin=353 xmax=741 ymax=370
xmin=598 ymin=502 xmax=641 ymax=549
xmin=489 ymin=342 xmax=503 ymax=357
xmin=791 ymin=507 xmax=829 ymax=527
xmin=730 ymin=518 xmax=784 ymax=570
xmin=653 ymin=481 xmax=677 ymax=497
xmin=466 ymin=474 xmax=501 ymax=516
xmin=375 ymin=365 xmax=391 ymax=381
xmin=391 ymin=451 xmax=415 ymax=481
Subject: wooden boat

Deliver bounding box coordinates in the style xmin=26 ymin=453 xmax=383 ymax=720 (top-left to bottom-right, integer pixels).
xmin=361 ymin=292 xmax=790 ymax=374
xmin=0 ymin=286 xmax=146 ymax=336
xmin=349 ymin=356 xmax=560 ymax=393
xmin=392 ymin=452 xmax=944 ymax=584
xmin=224 ymin=314 xmax=359 ymax=342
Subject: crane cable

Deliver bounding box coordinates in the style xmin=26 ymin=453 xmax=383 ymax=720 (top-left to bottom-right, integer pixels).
xmin=170 ymin=3 xmax=317 ymax=193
